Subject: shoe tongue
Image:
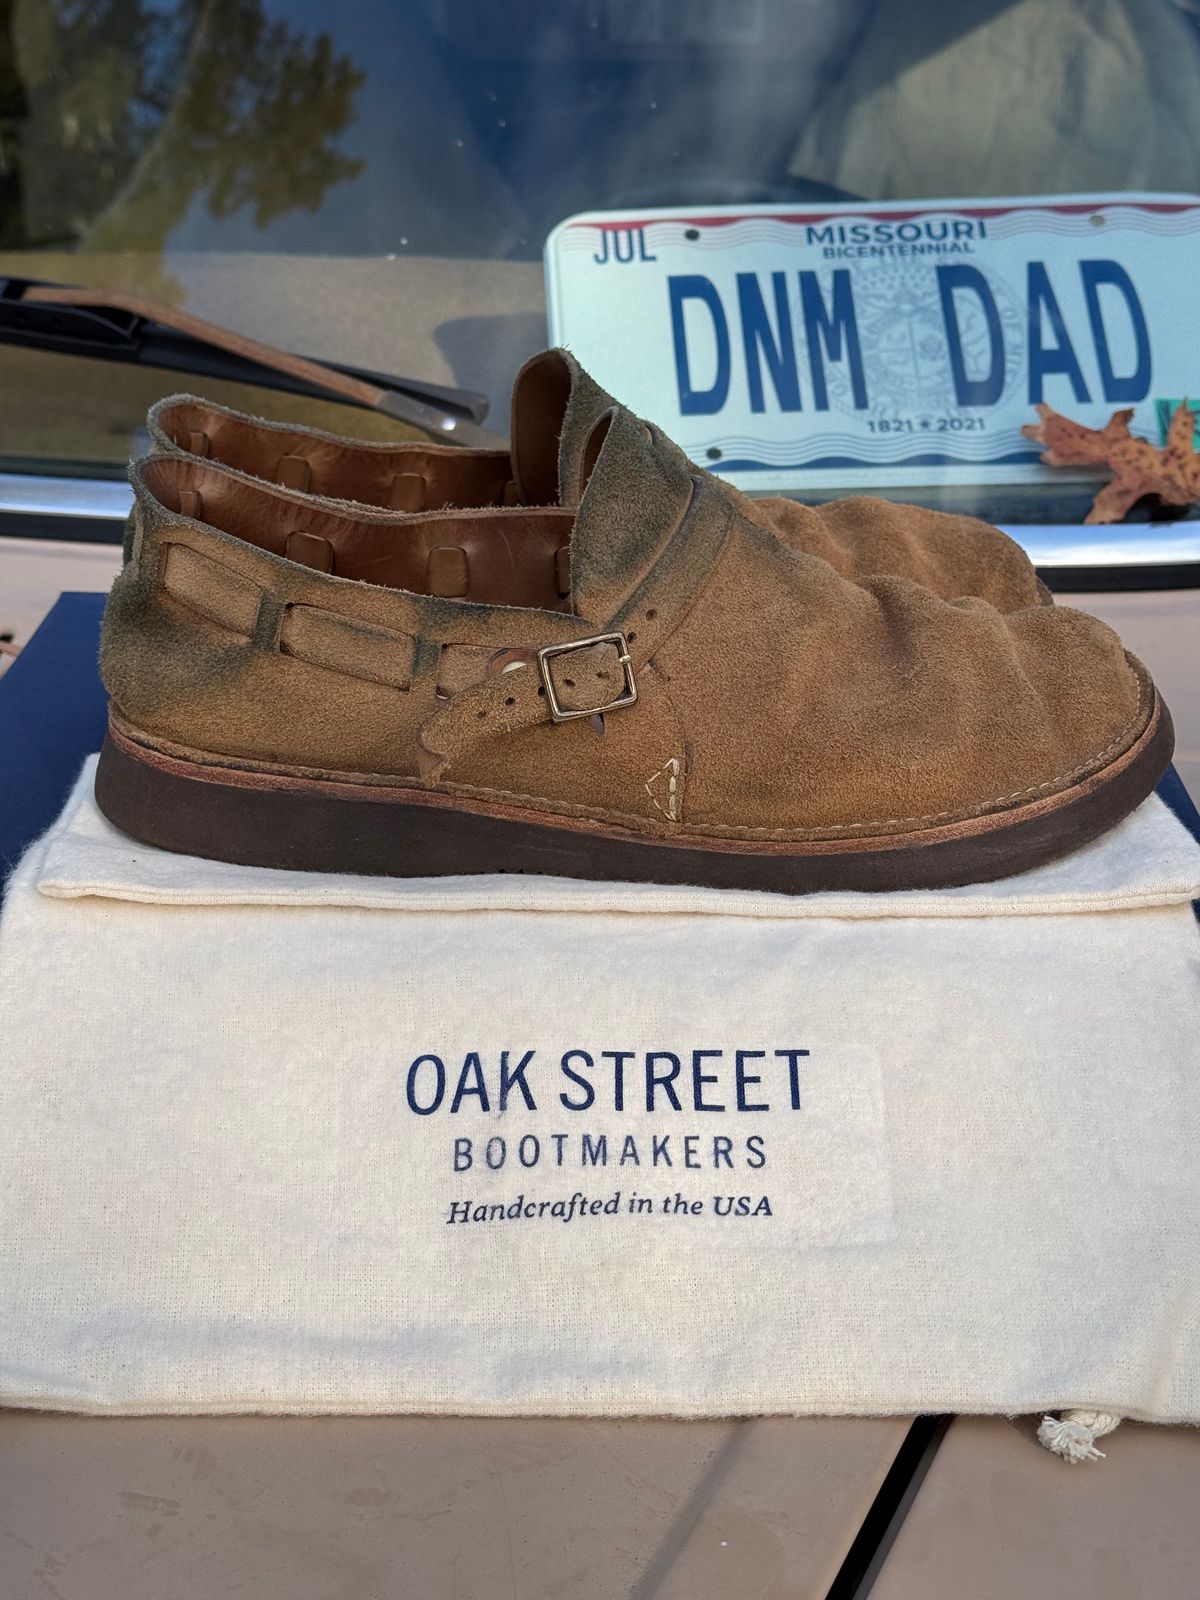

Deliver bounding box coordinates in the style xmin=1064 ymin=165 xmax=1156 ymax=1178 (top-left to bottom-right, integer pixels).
xmin=508 ymin=349 xmax=618 ymax=507
xmin=567 ymin=405 xmax=696 ymax=620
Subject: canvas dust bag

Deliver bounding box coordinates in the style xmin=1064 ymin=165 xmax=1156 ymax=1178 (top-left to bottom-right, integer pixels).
xmin=1 ymin=757 xmax=1199 ymax=1442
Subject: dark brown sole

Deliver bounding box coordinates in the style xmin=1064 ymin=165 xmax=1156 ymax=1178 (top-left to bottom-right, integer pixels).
xmin=93 ymin=696 xmax=1175 ymax=895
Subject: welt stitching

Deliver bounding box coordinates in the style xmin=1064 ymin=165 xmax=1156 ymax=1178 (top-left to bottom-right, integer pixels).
xmin=112 ymin=670 xmax=1152 ymax=844
xmin=443 ymin=674 xmax=1150 ymax=840
xmin=799 ymin=675 xmax=1149 ymax=837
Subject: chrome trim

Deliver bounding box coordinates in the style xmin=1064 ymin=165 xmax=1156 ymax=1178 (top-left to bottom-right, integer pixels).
xmin=997 ymin=522 xmax=1200 ymax=568
xmin=0 ymin=472 xmax=132 ymax=521
xmin=1 ymin=473 xmax=1198 ymax=570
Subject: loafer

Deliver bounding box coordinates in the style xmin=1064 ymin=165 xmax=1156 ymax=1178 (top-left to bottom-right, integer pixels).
xmin=149 ymin=350 xmax=1049 ymax=614
xmin=96 ymin=402 xmax=1171 ymax=894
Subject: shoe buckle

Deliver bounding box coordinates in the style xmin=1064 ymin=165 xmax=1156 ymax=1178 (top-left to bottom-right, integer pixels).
xmin=537 ymin=632 xmax=637 ymax=723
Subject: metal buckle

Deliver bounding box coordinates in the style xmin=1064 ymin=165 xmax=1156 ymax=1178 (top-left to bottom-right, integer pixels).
xmin=537 ymin=632 xmax=637 ymax=723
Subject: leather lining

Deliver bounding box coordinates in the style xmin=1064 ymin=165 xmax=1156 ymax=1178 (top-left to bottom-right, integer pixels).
xmin=147 ymin=351 xmax=615 ymax=519
xmin=139 ymin=453 xmax=575 ymax=610
xmin=153 ymin=397 xmax=513 ymax=510
xmin=554 ymin=547 xmax=572 ymax=598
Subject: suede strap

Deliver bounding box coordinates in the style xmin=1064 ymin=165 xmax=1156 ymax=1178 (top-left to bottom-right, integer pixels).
xmin=416 ymin=471 xmax=733 ymax=782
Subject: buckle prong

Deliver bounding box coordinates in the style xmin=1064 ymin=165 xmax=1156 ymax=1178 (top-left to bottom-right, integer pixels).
xmin=537 ymin=632 xmax=638 ymax=723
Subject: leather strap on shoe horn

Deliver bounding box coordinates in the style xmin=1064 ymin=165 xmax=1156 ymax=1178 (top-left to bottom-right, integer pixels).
xmin=416 ymin=466 xmax=732 ymax=782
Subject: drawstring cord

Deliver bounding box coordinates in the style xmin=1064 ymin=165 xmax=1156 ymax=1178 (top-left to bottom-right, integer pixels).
xmin=1038 ymin=1409 xmax=1122 ymax=1463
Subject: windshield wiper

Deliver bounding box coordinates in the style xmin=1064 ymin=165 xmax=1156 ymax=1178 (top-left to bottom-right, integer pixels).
xmin=0 ymin=277 xmax=507 ymax=449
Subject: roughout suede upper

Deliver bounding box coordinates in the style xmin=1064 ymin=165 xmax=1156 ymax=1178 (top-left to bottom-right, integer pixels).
xmin=149 ymin=349 xmax=1048 ymax=614
xmin=103 ymin=404 xmax=1152 ymax=842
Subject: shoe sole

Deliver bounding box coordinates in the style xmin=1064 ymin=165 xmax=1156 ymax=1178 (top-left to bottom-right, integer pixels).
xmin=94 ymin=690 xmax=1174 ymax=894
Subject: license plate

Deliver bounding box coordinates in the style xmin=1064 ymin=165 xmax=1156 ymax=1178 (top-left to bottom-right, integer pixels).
xmin=544 ymin=195 xmax=1200 ymax=494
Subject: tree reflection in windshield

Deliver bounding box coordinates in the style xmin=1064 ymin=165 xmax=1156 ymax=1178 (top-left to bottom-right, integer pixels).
xmin=1 ymin=0 xmax=363 ymax=253
xmin=4 ymin=0 xmax=1200 ymax=265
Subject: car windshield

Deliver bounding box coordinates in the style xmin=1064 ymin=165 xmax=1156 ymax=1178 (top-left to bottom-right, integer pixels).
xmin=2 ymin=0 xmax=1198 ymax=522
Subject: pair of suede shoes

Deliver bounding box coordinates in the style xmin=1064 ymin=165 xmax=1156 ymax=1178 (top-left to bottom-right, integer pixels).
xmin=96 ymin=350 xmax=1173 ymax=893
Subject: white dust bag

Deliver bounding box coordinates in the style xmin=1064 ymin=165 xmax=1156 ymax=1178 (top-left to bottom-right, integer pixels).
xmin=1 ymin=756 xmax=1198 ymax=1432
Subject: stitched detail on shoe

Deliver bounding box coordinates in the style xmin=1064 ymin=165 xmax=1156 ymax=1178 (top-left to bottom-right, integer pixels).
xmin=110 ymin=670 xmax=1153 ymax=844
xmin=441 ymin=672 xmax=1151 ymax=840
xmin=750 ymin=675 xmax=1150 ymax=839
xmin=639 ymin=669 xmax=688 ymax=825
xmin=645 ymin=757 xmax=681 ymax=822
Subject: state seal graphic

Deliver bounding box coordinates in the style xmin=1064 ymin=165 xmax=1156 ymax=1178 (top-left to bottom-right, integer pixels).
xmin=847 ymin=260 xmax=1025 ymax=429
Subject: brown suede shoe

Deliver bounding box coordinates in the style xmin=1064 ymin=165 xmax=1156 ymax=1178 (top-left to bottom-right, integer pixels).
xmin=148 ymin=350 xmax=1049 ymax=614
xmin=96 ymin=405 xmax=1171 ymax=893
